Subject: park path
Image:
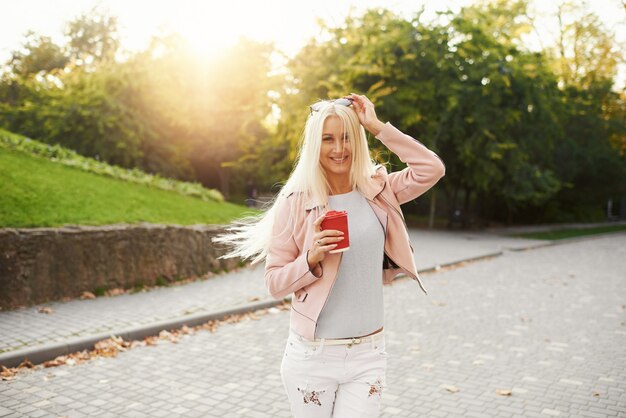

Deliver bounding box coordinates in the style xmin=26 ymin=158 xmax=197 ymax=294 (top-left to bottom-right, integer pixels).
xmin=0 ymin=232 xmax=624 ymax=417
xmin=0 ymin=230 xmax=542 ymax=356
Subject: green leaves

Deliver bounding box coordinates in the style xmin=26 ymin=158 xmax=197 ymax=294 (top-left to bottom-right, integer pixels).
xmin=271 ymin=2 xmax=623 ymax=223
xmin=0 ymin=129 xmax=224 ymax=203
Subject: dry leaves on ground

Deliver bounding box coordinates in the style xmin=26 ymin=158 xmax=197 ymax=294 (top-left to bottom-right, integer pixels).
xmin=37 ymin=307 xmax=53 ymax=314
xmin=80 ymin=291 xmax=96 ymax=300
xmin=1 ymin=360 xmax=34 ymax=381
xmin=105 ymin=288 xmax=126 ymax=296
xmin=3 ymin=300 xmax=291 ymax=378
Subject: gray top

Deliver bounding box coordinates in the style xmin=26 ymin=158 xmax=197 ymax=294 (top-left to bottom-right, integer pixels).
xmin=314 ymin=189 xmax=385 ymax=339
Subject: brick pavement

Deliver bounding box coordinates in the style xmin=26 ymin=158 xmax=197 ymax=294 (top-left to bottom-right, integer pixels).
xmin=0 ymin=232 xmax=624 ymax=417
xmin=0 ymin=230 xmax=541 ymax=355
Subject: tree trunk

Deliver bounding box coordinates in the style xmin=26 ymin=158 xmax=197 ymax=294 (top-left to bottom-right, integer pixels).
xmin=428 ymin=190 xmax=437 ymax=229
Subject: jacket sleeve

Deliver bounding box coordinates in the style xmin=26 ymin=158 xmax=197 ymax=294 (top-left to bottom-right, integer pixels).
xmin=264 ymin=196 xmax=323 ymax=300
xmin=375 ymin=122 xmax=446 ymax=205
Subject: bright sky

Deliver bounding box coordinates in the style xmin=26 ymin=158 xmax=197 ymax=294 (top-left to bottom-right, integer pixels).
xmin=1 ymin=0 xmax=625 ymax=80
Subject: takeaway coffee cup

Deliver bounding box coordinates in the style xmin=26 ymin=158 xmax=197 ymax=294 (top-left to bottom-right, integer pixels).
xmin=321 ymin=210 xmax=350 ymax=253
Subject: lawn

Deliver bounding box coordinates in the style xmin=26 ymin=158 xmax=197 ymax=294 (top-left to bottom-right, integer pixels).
xmin=511 ymin=225 xmax=626 ymax=240
xmin=0 ymin=147 xmax=259 ymax=228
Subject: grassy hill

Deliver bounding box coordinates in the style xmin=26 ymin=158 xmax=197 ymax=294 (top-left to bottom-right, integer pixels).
xmin=0 ymin=132 xmax=259 ymax=228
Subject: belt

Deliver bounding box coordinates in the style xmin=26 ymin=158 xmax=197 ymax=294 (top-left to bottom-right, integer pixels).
xmin=293 ymin=328 xmax=384 ymax=347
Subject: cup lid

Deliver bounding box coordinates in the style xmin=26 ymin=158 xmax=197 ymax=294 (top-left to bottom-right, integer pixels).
xmin=324 ymin=210 xmax=347 ymax=218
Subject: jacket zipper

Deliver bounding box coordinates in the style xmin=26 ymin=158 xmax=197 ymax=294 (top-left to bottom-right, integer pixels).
xmin=372 ymin=192 xmax=428 ymax=295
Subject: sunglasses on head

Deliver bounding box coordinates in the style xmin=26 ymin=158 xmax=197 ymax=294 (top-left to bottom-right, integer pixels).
xmin=309 ymin=97 xmax=353 ymax=115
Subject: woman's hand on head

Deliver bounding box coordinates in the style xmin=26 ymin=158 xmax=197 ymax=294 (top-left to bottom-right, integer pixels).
xmin=346 ymin=93 xmax=386 ymax=136
xmin=306 ymin=212 xmax=345 ymax=269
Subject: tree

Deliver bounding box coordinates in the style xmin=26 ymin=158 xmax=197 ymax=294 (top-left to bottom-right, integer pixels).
xmin=65 ymin=9 xmax=120 ymax=67
xmin=7 ymin=32 xmax=68 ymax=76
xmin=551 ymin=2 xmax=623 ymax=89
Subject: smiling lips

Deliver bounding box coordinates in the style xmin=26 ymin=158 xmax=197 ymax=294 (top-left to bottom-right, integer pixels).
xmin=331 ymin=156 xmax=349 ymax=163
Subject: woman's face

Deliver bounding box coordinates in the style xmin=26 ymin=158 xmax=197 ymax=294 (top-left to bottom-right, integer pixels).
xmin=319 ymin=115 xmax=352 ymax=180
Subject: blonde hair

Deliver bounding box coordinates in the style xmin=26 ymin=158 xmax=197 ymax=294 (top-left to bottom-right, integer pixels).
xmin=212 ymin=100 xmax=382 ymax=265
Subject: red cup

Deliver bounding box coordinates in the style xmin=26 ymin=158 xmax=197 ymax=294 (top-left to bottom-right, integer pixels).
xmin=321 ymin=210 xmax=350 ymax=253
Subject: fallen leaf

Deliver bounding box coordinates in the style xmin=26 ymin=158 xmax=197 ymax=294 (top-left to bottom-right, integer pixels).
xmin=496 ymin=389 xmax=512 ymax=396
xmin=1 ymin=365 xmax=17 ymax=381
xmin=43 ymin=358 xmax=66 ymax=368
xmin=248 ymin=296 xmax=261 ymax=302
xmin=80 ymin=291 xmax=96 ymax=300
xmin=158 ymin=330 xmax=179 ymax=343
xmin=592 ymin=391 xmax=600 ymax=397
xmin=37 ymin=306 xmax=54 ymax=314
xmin=180 ymin=325 xmax=193 ymax=335
xmin=441 ymin=384 xmax=459 ymax=393
xmin=18 ymin=359 xmax=34 ymax=369
xmin=106 ymin=288 xmax=125 ymax=296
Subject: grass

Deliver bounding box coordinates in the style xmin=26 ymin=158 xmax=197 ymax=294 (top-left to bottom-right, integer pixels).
xmin=511 ymin=225 xmax=626 ymax=240
xmin=0 ymin=128 xmax=225 ymax=203
xmin=0 ymin=146 xmax=260 ymax=228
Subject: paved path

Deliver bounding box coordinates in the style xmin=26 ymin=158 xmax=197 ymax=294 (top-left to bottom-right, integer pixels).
xmin=0 ymin=233 xmax=624 ymax=417
xmin=0 ymin=230 xmax=542 ymax=355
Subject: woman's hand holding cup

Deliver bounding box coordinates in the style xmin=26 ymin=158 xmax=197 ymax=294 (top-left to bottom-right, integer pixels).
xmin=307 ymin=213 xmax=344 ymax=270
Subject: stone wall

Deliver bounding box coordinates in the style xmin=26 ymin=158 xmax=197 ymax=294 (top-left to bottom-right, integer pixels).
xmin=0 ymin=223 xmax=244 ymax=310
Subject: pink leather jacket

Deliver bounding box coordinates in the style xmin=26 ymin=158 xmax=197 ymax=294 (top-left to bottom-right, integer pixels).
xmin=264 ymin=122 xmax=446 ymax=340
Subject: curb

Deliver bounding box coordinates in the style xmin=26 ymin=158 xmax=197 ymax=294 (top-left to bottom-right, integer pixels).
xmin=417 ymin=251 xmax=503 ymax=274
xmin=1 ymin=252 xmax=506 ymax=368
xmin=0 ymin=299 xmax=284 ymax=368
xmin=505 ymin=230 xmax=626 ymax=252
xmin=2 ymin=231 xmax=623 ymax=368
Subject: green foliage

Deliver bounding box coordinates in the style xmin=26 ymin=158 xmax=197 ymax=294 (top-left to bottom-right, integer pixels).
xmin=65 ymin=8 xmax=120 ymax=66
xmin=267 ymin=1 xmax=625 ymax=224
xmin=0 ymin=16 xmax=276 ymax=195
xmin=0 ymin=129 xmax=224 ymax=203
xmin=93 ymin=286 xmax=107 ymax=297
xmin=0 ymin=1 xmax=623 ymax=225
xmin=512 ymin=224 xmax=626 ymax=240
xmin=7 ymin=32 xmax=69 ymax=76
xmin=0 ymin=144 xmax=258 ymax=228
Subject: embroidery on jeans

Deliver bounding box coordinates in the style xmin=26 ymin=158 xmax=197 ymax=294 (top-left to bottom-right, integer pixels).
xmin=366 ymin=377 xmax=385 ymax=398
xmin=297 ymin=385 xmax=325 ymax=406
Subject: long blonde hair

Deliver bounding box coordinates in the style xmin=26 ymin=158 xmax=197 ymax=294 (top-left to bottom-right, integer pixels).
xmin=212 ymin=100 xmax=381 ymax=264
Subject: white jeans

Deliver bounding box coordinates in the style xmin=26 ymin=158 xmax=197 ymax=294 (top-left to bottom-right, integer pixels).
xmin=280 ymin=328 xmax=388 ymax=417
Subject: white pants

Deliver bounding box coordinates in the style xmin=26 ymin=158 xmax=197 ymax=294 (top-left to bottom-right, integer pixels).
xmin=280 ymin=328 xmax=388 ymax=417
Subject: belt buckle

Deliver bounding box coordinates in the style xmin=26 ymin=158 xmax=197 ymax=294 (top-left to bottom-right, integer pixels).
xmin=347 ymin=337 xmax=361 ymax=348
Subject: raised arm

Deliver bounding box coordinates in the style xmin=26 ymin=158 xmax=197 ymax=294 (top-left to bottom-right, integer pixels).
xmin=346 ymin=93 xmax=445 ymax=204
xmin=375 ymin=122 xmax=446 ymax=205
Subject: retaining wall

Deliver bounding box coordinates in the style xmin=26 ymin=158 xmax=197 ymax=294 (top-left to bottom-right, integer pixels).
xmin=0 ymin=223 xmax=243 ymax=310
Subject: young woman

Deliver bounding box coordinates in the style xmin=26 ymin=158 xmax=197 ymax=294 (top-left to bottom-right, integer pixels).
xmin=214 ymin=93 xmax=445 ymax=417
